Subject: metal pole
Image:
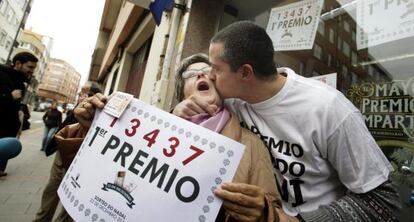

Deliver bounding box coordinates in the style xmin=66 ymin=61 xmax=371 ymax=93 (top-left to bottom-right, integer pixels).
xmin=160 ymin=0 xmax=185 ymax=80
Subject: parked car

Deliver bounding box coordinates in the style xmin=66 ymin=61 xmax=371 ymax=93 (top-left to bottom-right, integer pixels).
xmin=34 ymin=102 xmax=51 ymax=112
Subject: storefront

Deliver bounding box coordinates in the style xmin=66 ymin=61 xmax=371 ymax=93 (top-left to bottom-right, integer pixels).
xmin=217 ymin=0 xmax=413 ymax=219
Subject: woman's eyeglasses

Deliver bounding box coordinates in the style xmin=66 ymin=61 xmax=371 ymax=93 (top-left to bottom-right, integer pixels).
xmin=182 ymin=66 xmax=212 ymax=79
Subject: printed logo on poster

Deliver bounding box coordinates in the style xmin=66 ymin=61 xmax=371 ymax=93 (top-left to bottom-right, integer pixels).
xmin=357 ymin=0 xmax=414 ymax=49
xmin=346 ymin=77 xmax=414 ymax=151
xmin=266 ymin=0 xmax=324 ymax=51
xmin=57 ymin=96 xmax=245 ymax=222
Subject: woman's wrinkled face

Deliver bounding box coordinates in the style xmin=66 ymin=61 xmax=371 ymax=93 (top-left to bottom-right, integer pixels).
xmin=183 ymin=62 xmax=222 ymax=107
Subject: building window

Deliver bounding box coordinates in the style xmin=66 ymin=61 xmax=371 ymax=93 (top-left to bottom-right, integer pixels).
xmin=314 ymin=44 xmax=323 ymax=60
xmin=351 ymin=51 xmax=357 ymax=67
xmin=342 ymin=65 xmax=348 ymax=76
xmin=317 ymin=20 xmax=325 ymax=36
xmin=352 ymin=30 xmax=356 ymax=42
xmin=342 ymin=41 xmax=350 ymax=57
xmin=19 ymin=0 xmax=27 ymax=10
xmin=0 ymin=1 xmax=8 ymax=15
xmin=0 ymin=31 xmax=6 ymax=46
xmin=329 ymin=28 xmax=334 ymax=43
xmin=7 ymin=9 xmax=14 ymax=23
xmin=328 ymin=54 xmax=332 ymax=67
xmin=368 ymin=65 xmax=374 ymax=76
xmin=14 ymin=18 xmax=19 ymax=27
xmin=300 ymin=62 xmax=305 ymax=74
xmin=351 ymin=72 xmax=358 ymax=85
xmin=343 ymin=20 xmax=350 ymax=33
xmin=5 ymin=37 xmax=12 ymax=50
xmin=337 ymin=36 xmax=342 ymax=50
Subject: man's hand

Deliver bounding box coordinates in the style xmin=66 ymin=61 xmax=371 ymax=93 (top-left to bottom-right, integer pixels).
xmin=172 ymin=94 xmax=218 ymax=119
xmin=11 ymin=89 xmax=22 ymax=100
xmin=74 ymin=93 xmax=107 ymax=129
xmin=214 ymin=182 xmax=266 ymax=222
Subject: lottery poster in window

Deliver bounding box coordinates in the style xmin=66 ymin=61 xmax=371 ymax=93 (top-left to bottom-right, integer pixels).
xmin=357 ymin=0 xmax=414 ymax=49
xmin=57 ymin=97 xmax=245 ymax=222
xmin=266 ymin=0 xmax=324 ymax=51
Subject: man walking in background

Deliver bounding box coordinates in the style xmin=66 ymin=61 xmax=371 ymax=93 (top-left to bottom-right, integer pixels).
xmin=41 ymin=102 xmax=62 ymax=151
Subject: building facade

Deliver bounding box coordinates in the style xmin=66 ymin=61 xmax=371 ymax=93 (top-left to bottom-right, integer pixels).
xmin=89 ymin=0 xmax=414 ymax=219
xmin=0 ymin=0 xmax=33 ymax=64
xmin=89 ymin=0 xmax=155 ymax=100
xmin=37 ymin=58 xmax=81 ymax=104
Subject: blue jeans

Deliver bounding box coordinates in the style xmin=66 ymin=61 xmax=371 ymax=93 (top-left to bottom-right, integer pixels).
xmin=42 ymin=127 xmax=57 ymax=151
xmin=0 ymin=137 xmax=22 ymax=171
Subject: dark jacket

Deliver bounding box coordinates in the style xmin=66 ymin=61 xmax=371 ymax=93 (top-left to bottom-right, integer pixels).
xmin=0 ymin=64 xmax=29 ymax=138
xmin=45 ymin=109 xmax=78 ymax=156
xmin=43 ymin=108 xmax=62 ymax=128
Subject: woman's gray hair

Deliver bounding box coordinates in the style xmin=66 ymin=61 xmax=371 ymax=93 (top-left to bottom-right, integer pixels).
xmin=174 ymin=53 xmax=210 ymax=102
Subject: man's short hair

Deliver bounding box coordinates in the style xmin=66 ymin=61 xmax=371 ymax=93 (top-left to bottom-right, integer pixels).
xmin=12 ymin=52 xmax=39 ymax=66
xmin=211 ymin=21 xmax=276 ymax=79
xmin=174 ymin=53 xmax=210 ymax=102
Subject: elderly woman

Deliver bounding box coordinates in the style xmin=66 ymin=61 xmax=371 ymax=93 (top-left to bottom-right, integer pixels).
xmin=72 ymin=54 xmax=281 ymax=222
xmin=174 ymin=53 xmax=281 ymax=222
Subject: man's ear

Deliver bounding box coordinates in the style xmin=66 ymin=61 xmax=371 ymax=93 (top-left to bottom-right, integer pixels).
xmin=239 ymin=64 xmax=254 ymax=80
xmin=14 ymin=61 xmax=22 ymax=70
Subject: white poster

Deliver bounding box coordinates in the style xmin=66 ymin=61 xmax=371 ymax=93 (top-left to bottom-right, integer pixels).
xmin=357 ymin=0 xmax=414 ymax=49
xmin=311 ymin=73 xmax=337 ymax=89
xmin=57 ymin=98 xmax=245 ymax=222
xmin=266 ymin=0 xmax=324 ymax=51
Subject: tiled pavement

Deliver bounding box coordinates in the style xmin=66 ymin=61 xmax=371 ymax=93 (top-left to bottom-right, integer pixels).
xmin=0 ymin=127 xmax=57 ymax=221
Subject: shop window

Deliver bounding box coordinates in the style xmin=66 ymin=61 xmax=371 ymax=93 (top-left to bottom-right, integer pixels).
xmin=223 ymin=1 xmax=414 ymax=216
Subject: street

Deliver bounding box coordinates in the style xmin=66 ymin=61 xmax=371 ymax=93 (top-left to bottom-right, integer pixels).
xmin=0 ymin=111 xmax=60 ymax=221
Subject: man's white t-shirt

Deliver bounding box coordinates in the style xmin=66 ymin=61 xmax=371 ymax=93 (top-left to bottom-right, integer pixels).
xmin=225 ymin=68 xmax=392 ymax=216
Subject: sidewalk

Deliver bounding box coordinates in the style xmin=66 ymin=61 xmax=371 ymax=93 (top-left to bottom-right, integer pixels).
xmin=0 ymin=127 xmax=55 ymax=221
